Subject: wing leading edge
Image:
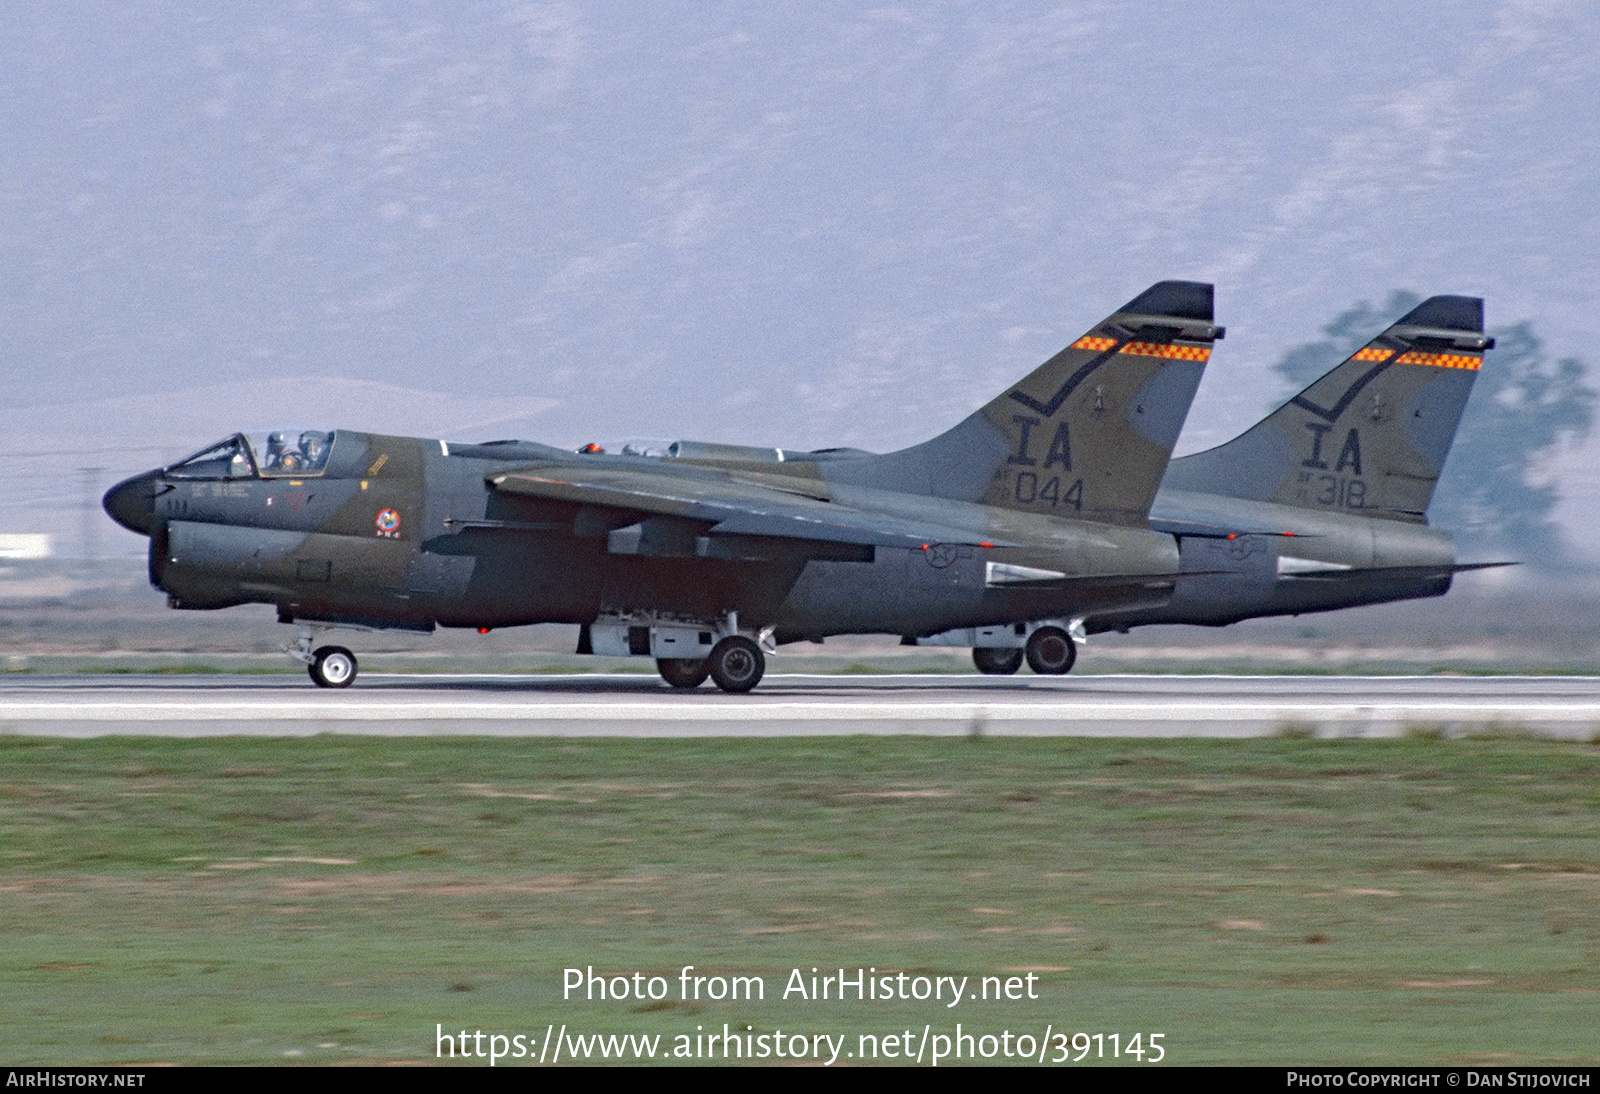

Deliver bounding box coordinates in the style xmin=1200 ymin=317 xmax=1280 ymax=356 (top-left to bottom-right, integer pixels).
xmin=487 ymin=464 xmax=1017 ymax=552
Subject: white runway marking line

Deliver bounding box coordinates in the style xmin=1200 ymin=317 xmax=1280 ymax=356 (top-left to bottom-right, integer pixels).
xmin=5 ymin=676 xmax=1599 ymax=737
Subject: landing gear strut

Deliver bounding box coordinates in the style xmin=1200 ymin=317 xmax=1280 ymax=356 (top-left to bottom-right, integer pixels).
xmin=284 ymin=625 xmax=359 ymax=688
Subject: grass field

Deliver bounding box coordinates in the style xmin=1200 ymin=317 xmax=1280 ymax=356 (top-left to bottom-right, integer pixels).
xmin=2 ymin=733 xmax=1597 ymax=1066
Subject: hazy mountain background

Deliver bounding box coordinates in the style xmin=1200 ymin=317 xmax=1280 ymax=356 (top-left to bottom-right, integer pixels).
xmin=5 ymin=1 xmax=1598 ymax=567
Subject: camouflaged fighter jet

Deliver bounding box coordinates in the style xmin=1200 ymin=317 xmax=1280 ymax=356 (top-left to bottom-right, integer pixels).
xmin=102 ymin=281 xmax=1222 ymax=691
xmin=903 ymin=294 xmax=1502 ymax=673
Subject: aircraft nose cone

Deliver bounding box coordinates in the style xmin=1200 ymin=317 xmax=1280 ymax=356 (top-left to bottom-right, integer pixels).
xmin=102 ymin=471 xmax=162 ymax=536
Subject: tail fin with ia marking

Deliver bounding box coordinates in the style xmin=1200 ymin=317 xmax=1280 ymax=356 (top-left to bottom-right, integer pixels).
xmin=1163 ymin=296 xmax=1490 ymax=523
xmin=838 ymin=281 xmax=1223 ymax=527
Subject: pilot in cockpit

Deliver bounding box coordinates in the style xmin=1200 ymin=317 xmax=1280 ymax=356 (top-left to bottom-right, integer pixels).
xmin=298 ymin=431 xmax=329 ymax=469
xmin=265 ymin=431 xmax=304 ymax=472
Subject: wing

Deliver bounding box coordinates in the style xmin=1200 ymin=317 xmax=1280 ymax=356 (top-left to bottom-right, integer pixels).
xmin=488 ymin=462 xmax=1015 ymax=553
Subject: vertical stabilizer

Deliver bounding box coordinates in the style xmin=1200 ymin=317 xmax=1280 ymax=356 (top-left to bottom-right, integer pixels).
xmin=840 ymin=281 xmax=1222 ymax=527
xmin=1163 ymin=296 xmax=1490 ymax=523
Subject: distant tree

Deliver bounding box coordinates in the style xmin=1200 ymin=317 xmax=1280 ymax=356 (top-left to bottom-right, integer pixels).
xmin=1272 ymin=291 xmax=1424 ymax=393
xmin=1272 ymin=294 xmax=1596 ymax=571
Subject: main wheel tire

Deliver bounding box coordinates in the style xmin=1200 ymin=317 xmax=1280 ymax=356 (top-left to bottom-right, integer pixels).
xmin=309 ymin=645 xmax=358 ymax=688
xmin=972 ymin=647 xmax=1023 ymax=675
xmin=657 ymin=658 xmax=711 ymax=689
xmin=707 ymin=636 xmax=765 ymax=693
xmin=1024 ymin=626 xmax=1076 ymax=675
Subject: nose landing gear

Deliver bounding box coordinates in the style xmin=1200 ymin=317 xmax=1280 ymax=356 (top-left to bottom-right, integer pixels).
xmin=309 ymin=645 xmax=358 ymax=688
xmin=284 ymin=626 xmax=360 ymax=688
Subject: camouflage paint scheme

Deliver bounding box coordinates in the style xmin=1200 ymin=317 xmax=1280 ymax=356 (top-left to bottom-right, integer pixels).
xmin=664 ymin=294 xmax=1501 ymax=669
xmin=104 ymin=282 xmax=1223 ymax=690
xmin=1099 ymin=295 xmax=1497 ymax=633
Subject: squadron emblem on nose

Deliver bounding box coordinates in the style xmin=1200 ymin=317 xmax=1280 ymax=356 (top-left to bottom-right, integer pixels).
xmin=375 ymin=508 xmax=401 ymax=537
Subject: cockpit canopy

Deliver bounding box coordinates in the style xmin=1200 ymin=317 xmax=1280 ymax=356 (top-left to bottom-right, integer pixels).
xmin=165 ymin=431 xmax=335 ymax=479
xmin=259 ymin=430 xmax=333 ymax=474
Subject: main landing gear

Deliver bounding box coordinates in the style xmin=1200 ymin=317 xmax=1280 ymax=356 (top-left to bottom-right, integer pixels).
xmin=967 ymin=625 xmax=1077 ymax=676
xmin=656 ymin=635 xmax=765 ymax=694
xmin=657 ymin=657 xmax=711 ymax=689
xmin=1024 ymin=625 xmax=1076 ymax=675
xmin=972 ymin=647 xmax=1024 ymax=675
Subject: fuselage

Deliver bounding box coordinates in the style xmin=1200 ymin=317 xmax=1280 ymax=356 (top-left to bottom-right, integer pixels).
xmin=104 ymin=429 xmax=1186 ymax=643
xmin=1085 ymin=483 xmax=1458 ymax=632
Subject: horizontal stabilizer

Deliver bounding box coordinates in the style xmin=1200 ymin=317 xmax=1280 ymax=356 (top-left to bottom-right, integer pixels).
xmin=1276 ymin=561 xmax=1516 ymax=583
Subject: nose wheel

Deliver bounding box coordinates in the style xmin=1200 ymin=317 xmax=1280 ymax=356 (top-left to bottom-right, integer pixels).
xmin=309 ymin=645 xmax=358 ymax=688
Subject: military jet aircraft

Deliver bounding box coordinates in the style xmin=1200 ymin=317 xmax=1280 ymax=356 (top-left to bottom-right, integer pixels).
xmin=904 ymin=294 xmax=1500 ymax=672
xmin=103 ymin=281 xmax=1223 ymax=691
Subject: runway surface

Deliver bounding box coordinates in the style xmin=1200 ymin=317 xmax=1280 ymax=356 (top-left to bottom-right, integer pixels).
xmin=5 ymin=672 xmax=1600 ymax=737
